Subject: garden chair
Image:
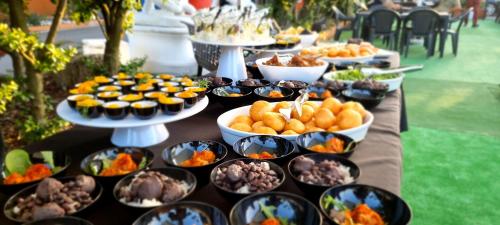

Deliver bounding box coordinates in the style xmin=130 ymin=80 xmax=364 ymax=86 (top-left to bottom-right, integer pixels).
xmin=332 ymin=6 xmax=359 ymax=40
xmin=446 ymin=8 xmax=473 ymax=56
xmin=366 ymin=8 xmax=401 ymax=50
xmin=400 ymin=8 xmax=441 ymax=58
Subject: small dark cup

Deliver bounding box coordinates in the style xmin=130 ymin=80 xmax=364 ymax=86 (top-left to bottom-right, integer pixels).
xmin=236 ymin=79 xmax=270 ymax=91
xmin=97 ymin=85 xmax=122 ymax=92
xmin=114 ymin=80 xmax=136 ymax=94
xmin=342 ymin=89 xmax=385 ymax=109
xmin=144 ymin=91 xmax=166 ymax=102
xmin=67 ymin=94 xmax=94 ymax=109
xmin=184 ymin=86 xmax=208 ymax=99
xmin=131 ymin=85 xmax=154 ymax=94
xmin=76 ymin=100 xmax=104 ymax=118
xmin=131 ymin=101 xmax=158 ymax=120
xmin=118 ymin=94 xmax=144 ymax=104
xmin=158 ymin=97 xmax=184 ymax=115
xmin=296 ymin=131 xmax=357 ymax=157
xmin=174 ymin=92 xmax=198 ymax=108
xmin=162 ymin=140 xmax=228 ymax=185
xmin=22 ymin=216 xmax=94 ymax=225
xmin=274 ymin=80 xmax=308 ymax=99
xmin=97 ymin=91 xmax=122 ymax=102
xmin=212 ymin=86 xmax=253 ymax=107
xmin=232 ymin=135 xmax=296 ymax=165
xmin=103 ymin=101 xmax=130 ymax=120
xmin=254 ymin=86 xmax=294 ymax=102
xmin=95 ymin=78 xmax=114 ymax=86
xmin=160 ymin=86 xmax=183 ymax=97
xmin=113 ymin=73 xmax=133 ymax=81
xmin=157 ymin=74 xmax=175 ymax=81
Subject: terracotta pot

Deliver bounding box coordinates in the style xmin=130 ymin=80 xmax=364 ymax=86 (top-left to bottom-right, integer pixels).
xmin=189 ymin=0 xmax=212 ymax=10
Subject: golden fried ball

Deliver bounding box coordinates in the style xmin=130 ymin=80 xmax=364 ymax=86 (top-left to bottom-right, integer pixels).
xmin=314 ymin=108 xmax=336 ymax=129
xmin=281 ymin=130 xmax=298 ymax=135
xmin=273 ymin=101 xmax=291 ymax=112
xmin=251 ymin=121 xmax=265 ymax=130
xmin=322 ymin=97 xmax=343 ymax=115
xmin=284 ymin=118 xmax=306 ymax=134
xmin=327 ymin=125 xmax=340 ymax=132
xmin=262 ymin=112 xmax=286 ymax=132
xmin=291 ymin=105 xmax=315 ymax=123
xmin=253 ymin=126 xmax=278 ymax=135
xmin=305 ymin=126 xmax=325 ymax=132
xmin=342 ymin=101 xmax=367 ymax=118
xmin=230 ymin=123 xmax=252 ymax=132
xmin=303 ymin=101 xmax=320 ymax=111
xmin=337 ymin=109 xmax=363 ymax=130
xmin=231 ymin=115 xmax=253 ymax=127
xmin=305 ymin=119 xmax=316 ymax=130
xmin=249 ymin=100 xmax=273 ymax=121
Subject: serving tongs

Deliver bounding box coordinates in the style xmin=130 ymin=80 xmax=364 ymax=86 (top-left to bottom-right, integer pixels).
xmin=360 ymin=64 xmax=424 ymax=76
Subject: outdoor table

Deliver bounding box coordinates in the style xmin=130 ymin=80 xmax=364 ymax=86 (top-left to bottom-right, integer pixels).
xmin=355 ymin=10 xmax=450 ymax=57
xmin=0 ymin=88 xmax=404 ymax=224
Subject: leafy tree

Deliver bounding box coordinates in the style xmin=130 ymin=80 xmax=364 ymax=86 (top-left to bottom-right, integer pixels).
xmin=70 ymin=0 xmax=141 ymax=76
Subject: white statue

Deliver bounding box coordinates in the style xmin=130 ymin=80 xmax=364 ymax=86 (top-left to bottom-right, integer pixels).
xmin=135 ymin=0 xmax=196 ymax=27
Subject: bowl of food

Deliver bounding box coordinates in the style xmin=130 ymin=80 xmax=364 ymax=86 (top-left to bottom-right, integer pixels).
xmin=342 ymin=89 xmax=385 ymax=110
xmin=229 ymin=192 xmax=323 ymax=225
xmin=69 ymin=81 xmax=98 ymax=95
xmin=144 ymin=91 xmax=165 ymax=102
xmin=93 ymin=75 xmax=114 ymax=86
xmin=131 ymin=84 xmax=155 ymax=94
xmin=113 ymin=168 xmax=196 ymax=208
xmin=97 ymin=85 xmax=122 ymax=92
xmin=162 ymin=140 xmax=227 ymax=184
xmin=132 ymin=201 xmax=229 ymax=225
xmin=210 ymin=159 xmax=285 ymax=200
xmin=236 ymin=79 xmax=270 ymax=91
xmin=118 ymin=93 xmax=144 ymax=103
xmin=212 ymin=86 xmax=253 ymax=107
xmin=323 ymin=69 xmax=404 ymax=92
xmin=370 ymin=73 xmax=405 ymax=92
xmin=96 ymin=91 xmax=122 ymax=102
xmin=217 ymin=99 xmax=373 ymax=145
xmin=256 ymin=54 xmax=328 ymax=83
xmin=66 ymin=94 xmax=94 ymax=110
xmin=158 ymin=96 xmax=184 ymax=115
xmin=184 ymin=87 xmax=208 ymax=99
xmin=320 ymin=184 xmax=412 ymax=225
xmin=254 ymin=86 xmax=294 ymax=102
xmin=157 ymin=74 xmax=174 ymax=81
xmin=134 ymin=72 xmax=153 ymax=83
xmin=113 ymin=72 xmax=132 ymax=81
xmin=80 ymin=147 xmax=154 ymax=185
xmin=197 ymin=76 xmax=233 ymax=90
xmin=274 ymin=80 xmax=309 ymax=99
xmin=114 ymin=80 xmax=135 ymax=94
xmin=300 ymin=42 xmax=377 ymax=63
xmin=130 ymin=101 xmax=158 ymax=120
xmin=311 ymin=80 xmax=347 ymax=97
xmin=0 ymin=149 xmax=71 ymax=193
xmin=22 ymin=216 xmax=94 ymax=225
xmin=288 ymin=154 xmax=359 ymax=197
xmin=158 ymin=81 xmax=180 ymax=88
xmin=175 ymin=91 xmax=198 ymax=108
xmin=102 ymin=101 xmax=130 ymax=120
xmin=76 ymin=99 xmax=104 ymax=118
xmin=232 ymin=135 xmax=296 ymax=164
xmin=296 ymin=132 xmax=357 ymax=157
xmin=160 ymin=86 xmax=183 ymax=97
xmin=302 ymin=86 xmax=334 ymax=100
xmin=3 ymin=175 xmax=102 ymax=223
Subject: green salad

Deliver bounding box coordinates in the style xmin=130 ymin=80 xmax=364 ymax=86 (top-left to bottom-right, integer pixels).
xmin=371 ymin=73 xmax=400 ymax=80
xmin=332 ymin=70 xmax=401 ymax=81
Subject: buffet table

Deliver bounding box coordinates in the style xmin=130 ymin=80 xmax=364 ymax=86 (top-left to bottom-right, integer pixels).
xmin=0 ymin=89 xmax=403 ymax=225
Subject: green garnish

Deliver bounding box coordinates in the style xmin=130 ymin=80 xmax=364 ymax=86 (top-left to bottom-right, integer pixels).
xmin=138 ymin=156 xmax=148 ymax=169
xmin=322 ymin=195 xmax=348 ymax=211
xmin=5 ymin=149 xmax=32 ymax=175
xmin=40 ymin=151 xmax=55 ymax=169
xmin=334 ymin=69 xmax=365 ymax=81
xmin=198 ymin=79 xmax=210 ymax=89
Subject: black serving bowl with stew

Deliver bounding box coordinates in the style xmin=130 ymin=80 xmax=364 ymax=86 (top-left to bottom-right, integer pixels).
xmin=3 ymin=176 xmax=103 ymax=223
xmin=212 ymin=86 xmax=253 ymax=107
xmin=0 ymin=151 xmax=71 ymax=194
xmin=232 ymin=135 xmax=296 ymax=165
xmin=103 ymin=101 xmax=130 ymax=120
xmin=162 ymin=140 xmax=228 ymax=185
xmin=158 ymin=97 xmax=184 ymax=115
xmin=96 ymin=91 xmax=122 ymax=102
xmin=341 ymin=89 xmax=385 ymax=110
xmin=197 ymin=76 xmax=233 ymax=90
xmin=254 ymin=86 xmax=294 ymax=102
xmin=67 ymin=94 xmax=94 ymax=109
xmin=301 ymin=86 xmax=334 ymax=101
xmin=76 ymin=100 xmax=104 ymax=118
xmin=296 ymin=131 xmax=357 ymax=157
xmin=23 ymin=216 xmax=94 ymax=225
xmin=319 ymin=184 xmax=412 ymax=225
xmin=114 ymin=80 xmax=135 ymax=94
xmin=131 ymin=101 xmax=158 ymax=120
xmin=174 ymin=92 xmax=198 ymax=108
xmin=288 ymin=153 xmax=360 ymax=199
xmin=274 ymin=80 xmax=308 ymax=99
xmin=236 ymin=79 xmax=270 ymax=92
xmin=229 ymin=192 xmax=323 ymax=225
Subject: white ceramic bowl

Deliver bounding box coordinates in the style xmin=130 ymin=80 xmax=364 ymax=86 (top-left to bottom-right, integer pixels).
xmin=256 ymin=55 xmax=329 ymax=83
xmin=323 ymin=71 xmax=405 ymax=92
xmin=299 ymin=33 xmax=319 ymax=47
xmin=217 ymin=101 xmax=374 ymax=145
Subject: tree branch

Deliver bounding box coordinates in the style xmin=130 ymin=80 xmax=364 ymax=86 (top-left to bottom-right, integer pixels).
xmin=45 ymin=0 xmax=68 ymax=44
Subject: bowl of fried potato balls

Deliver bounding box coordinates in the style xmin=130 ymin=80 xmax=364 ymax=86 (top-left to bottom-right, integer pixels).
xmin=217 ymin=98 xmax=374 ymax=145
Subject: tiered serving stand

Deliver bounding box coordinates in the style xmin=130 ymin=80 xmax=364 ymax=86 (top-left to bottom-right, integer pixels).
xmin=56 ymin=97 xmax=209 ymax=147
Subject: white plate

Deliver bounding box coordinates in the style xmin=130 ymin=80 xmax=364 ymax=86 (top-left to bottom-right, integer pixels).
xmin=323 ymin=71 xmax=405 ymax=92
xmin=217 ymin=101 xmax=374 ymax=145
xmin=255 ymin=55 xmax=329 ymax=83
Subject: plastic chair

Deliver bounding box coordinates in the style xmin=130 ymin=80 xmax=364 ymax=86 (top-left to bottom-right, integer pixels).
xmin=447 ymin=8 xmax=472 ymax=56
xmin=366 ymin=8 xmax=401 ymax=50
xmin=400 ymin=8 xmax=441 ymax=58
xmin=332 ymin=6 xmax=359 ymax=40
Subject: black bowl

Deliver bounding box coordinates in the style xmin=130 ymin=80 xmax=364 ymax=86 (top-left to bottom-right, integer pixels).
xmin=22 ymin=216 xmax=93 ymax=225
xmin=131 ymin=85 xmax=155 ymax=94
xmin=245 ymin=61 xmax=263 ymax=79
xmin=232 ymin=135 xmax=296 ymax=165
xmin=117 ymin=94 xmax=144 ymax=103
xmin=114 ymin=81 xmax=136 ymax=94
xmin=229 ymin=191 xmax=323 ymax=225
xmin=212 ymin=86 xmax=253 ymax=107
xmin=76 ymin=100 xmax=104 ymax=118
xmin=274 ymin=80 xmax=309 ymax=99
xmin=341 ymin=89 xmax=385 ymax=110
xmin=0 ymin=151 xmax=71 ymax=194
xmin=184 ymin=87 xmax=208 ymax=99
xmin=66 ymin=94 xmax=94 ymax=109
xmin=4 ymin=176 xmax=103 ymax=223
xmin=210 ymin=158 xmax=286 ymax=200
xmin=197 ymin=76 xmax=233 ymax=90
xmin=288 ymin=153 xmax=360 ymax=199
xmin=80 ymin=147 xmax=154 ymax=187
xmin=319 ymin=184 xmax=412 ymax=225
xmin=97 ymin=85 xmax=122 ymax=92
xmin=162 ymin=140 xmax=228 ymax=185
xmin=131 ymin=101 xmax=158 ymax=120
xmin=144 ymin=91 xmax=165 ymax=102
xmin=160 ymin=86 xmax=183 ymax=97
xmin=113 ymin=74 xmax=133 ymax=81
xmin=254 ymin=86 xmax=294 ymax=102
xmin=296 ymin=132 xmax=357 ymax=157
xmin=236 ymin=79 xmax=270 ymax=91
xmin=132 ymin=201 xmax=229 ymax=225
xmin=113 ymin=168 xmax=197 ymax=208
xmin=103 ymin=101 xmax=130 ymax=120
xmin=175 ymin=92 xmax=198 ymax=108
xmin=97 ymin=91 xmax=122 ymax=102
xmin=158 ymin=97 xmax=184 ymax=115
xmin=157 ymin=74 xmax=175 ymax=81
xmin=301 ymin=86 xmax=334 ymax=101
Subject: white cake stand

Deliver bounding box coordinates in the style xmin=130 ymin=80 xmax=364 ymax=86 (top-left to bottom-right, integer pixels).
xmin=56 ymin=97 xmax=209 ymax=147
xmin=190 ymin=37 xmax=274 ymax=81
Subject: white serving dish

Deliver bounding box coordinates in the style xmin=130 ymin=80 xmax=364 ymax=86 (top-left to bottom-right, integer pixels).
xmin=217 ymin=101 xmax=374 ymax=145
xmin=256 ymin=55 xmax=329 ymax=83
xmin=322 ymin=71 xmax=405 ymax=92
xmin=299 ymin=33 xmax=319 ymax=47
